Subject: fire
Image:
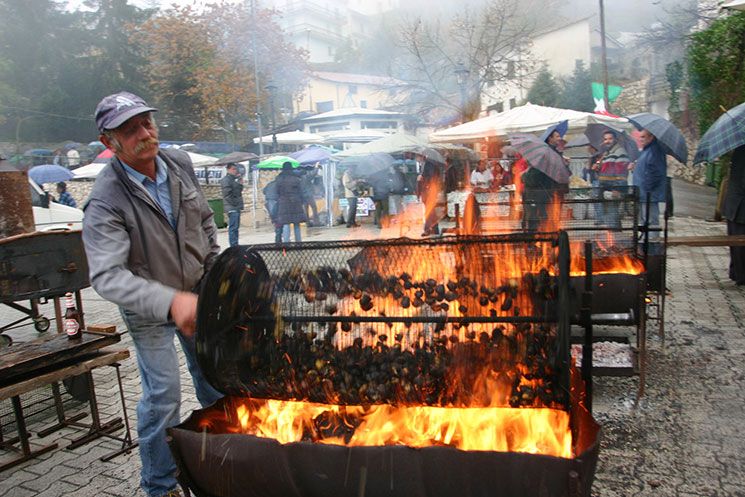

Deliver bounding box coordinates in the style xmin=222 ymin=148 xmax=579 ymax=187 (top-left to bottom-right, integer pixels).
xmin=230 ymin=398 xmax=572 ymax=458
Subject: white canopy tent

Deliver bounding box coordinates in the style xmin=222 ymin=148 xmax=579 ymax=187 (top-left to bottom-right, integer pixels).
xmin=722 ymin=0 xmax=745 ymax=10
xmin=73 ymin=151 xmax=216 ymax=179
xmin=334 ymin=132 xmax=435 ymax=158
xmin=429 ymin=103 xmax=630 ymax=143
xmin=253 ymin=130 xmax=325 ymax=145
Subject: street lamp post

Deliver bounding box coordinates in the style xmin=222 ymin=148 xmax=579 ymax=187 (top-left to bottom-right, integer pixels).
xmin=454 ymin=62 xmax=470 ymax=123
xmin=266 ymin=80 xmax=278 ymax=151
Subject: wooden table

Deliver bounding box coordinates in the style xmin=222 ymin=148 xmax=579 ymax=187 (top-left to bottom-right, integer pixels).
xmin=0 ymin=331 xmax=136 ymax=472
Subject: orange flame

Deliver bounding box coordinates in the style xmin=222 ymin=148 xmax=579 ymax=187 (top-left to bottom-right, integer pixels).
xmin=232 ymin=398 xmax=572 ymax=458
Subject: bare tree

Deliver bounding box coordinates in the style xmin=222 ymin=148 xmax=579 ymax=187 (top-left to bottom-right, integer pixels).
xmin=390 ymin=0 xmax=545 ymax=122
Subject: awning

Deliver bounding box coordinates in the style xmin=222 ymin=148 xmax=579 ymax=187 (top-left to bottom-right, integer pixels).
xmin=429 ymin=103 xmax=630 ymax=143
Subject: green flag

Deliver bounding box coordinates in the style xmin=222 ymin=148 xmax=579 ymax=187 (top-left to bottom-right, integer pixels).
xmin=592 ymin=82 xmax=622 ymax=102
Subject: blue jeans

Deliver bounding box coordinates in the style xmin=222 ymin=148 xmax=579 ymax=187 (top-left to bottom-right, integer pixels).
xmin=227 ymin=210 xmax=240 ymax=247
xmin=599 ymin=179 xmax=627 ymax=229
xmin=282 ymin=223 xmax=302 ymax=242
xmin=120 ymin=309 xmax=223 ymax=497
xmin=640 ymin=200 xmax=660 ymax=238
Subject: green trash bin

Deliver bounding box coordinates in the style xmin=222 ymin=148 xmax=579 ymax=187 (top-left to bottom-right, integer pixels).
xmin=705 ymin=162 xmax=715 ymax=186
xmin=208 ymin=198 xmax=226 ymax=228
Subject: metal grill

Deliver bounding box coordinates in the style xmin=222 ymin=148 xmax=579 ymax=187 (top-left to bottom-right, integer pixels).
xmin=196 ymin=232 xmax=573 ymax=410
xmin=452 ymin=185 xmax=640 ymax=256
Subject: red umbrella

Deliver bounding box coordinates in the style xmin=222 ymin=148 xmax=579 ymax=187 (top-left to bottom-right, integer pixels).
xmin=94 ymin=148 xmax=114 ymax=163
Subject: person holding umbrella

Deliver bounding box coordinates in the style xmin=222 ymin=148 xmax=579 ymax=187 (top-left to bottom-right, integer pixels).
xmin=627 ymin=112 xmax=688 ymax=233
xmin=515 ymin=123 xmax=571 ymax=232
xmin=722 ymin=146 xmax=745 ymax=285
xmin=694 ymin=102 xmax=745 ymax=285
xmin=631 ymin=129 xmax=667 ymax=231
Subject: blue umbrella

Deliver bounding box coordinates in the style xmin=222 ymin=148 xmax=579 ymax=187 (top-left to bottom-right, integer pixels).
xmin=28 ymin=164 xmax=74 ymax=184
xmin=289 ymin=146 xmax=332 ymax=165
xmin=540 ymin=120 xmax=569 ymax=142
xmin=626 ymin=112 xmax=688 ymax=164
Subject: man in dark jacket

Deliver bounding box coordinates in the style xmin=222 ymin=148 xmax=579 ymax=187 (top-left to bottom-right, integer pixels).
xmin=632 ymin=129 xmax=667 ymax=231
xmin=723 ymin=145 xmax=745 ymax=285
xmin=300 ymin=167 xmax=320 ymax=226
xmin=83 ymin=91 xmax=222 ymax=497
xmin=221 ymin=163 xmax=244 ymax=247
xmin=263 ymin=178 xmax=283 ymax=243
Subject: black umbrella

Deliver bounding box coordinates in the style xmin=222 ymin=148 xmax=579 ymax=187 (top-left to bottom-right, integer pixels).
xmin=338 ymin=153 xmax=396 ymax=180
xmin=213 ymin=151 xmax=259 ymax=166
xmin=584 ymin=123 xmax=640 ymax=161
xmin=626 ymin=113 xmax=688 ymax=163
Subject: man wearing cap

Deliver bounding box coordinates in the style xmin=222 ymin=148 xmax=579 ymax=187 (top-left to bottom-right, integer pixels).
xmin=82 ymin=91 xmax=222 ymax=497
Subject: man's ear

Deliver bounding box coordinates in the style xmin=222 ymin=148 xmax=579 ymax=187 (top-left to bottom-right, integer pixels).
xmin=100 ymin=133 xmax=116 ymax=152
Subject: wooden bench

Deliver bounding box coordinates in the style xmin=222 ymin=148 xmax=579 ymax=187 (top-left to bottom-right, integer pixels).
xmin=0 ymin=331 xmax=136 ymax=471
xmin=667 ymin=235 xmax=745 ymax=247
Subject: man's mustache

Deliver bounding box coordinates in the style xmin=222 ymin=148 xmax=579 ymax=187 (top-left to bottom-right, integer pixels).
xmin=134 ymin=138 xmax=159 ymax=154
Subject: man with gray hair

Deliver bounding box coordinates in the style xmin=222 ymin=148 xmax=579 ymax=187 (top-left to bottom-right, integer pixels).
xmin=83 ymin=91 xmax=222 ymax=497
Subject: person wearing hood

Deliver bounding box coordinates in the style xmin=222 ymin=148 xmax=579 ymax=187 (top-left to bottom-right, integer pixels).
xmin=275 ymin=161 xmax=306 ymax=242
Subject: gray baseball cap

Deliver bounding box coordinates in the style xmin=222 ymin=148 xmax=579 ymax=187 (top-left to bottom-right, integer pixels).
xmin=94 ymin=91 xmax=157 ymax=133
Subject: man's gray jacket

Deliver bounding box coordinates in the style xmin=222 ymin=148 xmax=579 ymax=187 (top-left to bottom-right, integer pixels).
xmin=82 ymin=149 xmax=220 ymax=324
xmin=221 ymin=173 xmax=244 ymax=212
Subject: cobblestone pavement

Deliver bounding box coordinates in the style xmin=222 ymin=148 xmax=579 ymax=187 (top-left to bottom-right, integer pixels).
xmin=1 ymin=210 xmax=744 ymax=496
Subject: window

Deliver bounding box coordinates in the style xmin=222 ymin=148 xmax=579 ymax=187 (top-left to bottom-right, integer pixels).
xmin=361 ymin=120 xmax=398 ymax=129
xmin=509 ymin=98 xmax=516 ymax=109
xmin=316 ymin=101 xmax=334 ymax=113
xmin=487 ymin=101 xmax=504 ymax=114
xmin=506 ymin=61 xmax=515 ymax=79
xmin=310 ymin=122 xmax=350 ymax=133
xmin=360 ymin=100 xmax=367 ymax=108
xmin=349 ymin=85 xmax=358 ymax=94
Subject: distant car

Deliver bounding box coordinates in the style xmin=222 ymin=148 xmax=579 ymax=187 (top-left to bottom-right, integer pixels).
xmin=29 ymin=178 xmax=83 ymax=231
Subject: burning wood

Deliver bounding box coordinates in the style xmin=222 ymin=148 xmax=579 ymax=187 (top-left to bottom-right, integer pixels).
xmin=199 ymin=397 xmax=574 ymax=458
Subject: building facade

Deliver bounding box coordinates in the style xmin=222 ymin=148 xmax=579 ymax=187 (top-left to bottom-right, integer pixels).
xmin=262 ymin=0 xmax=400 ymax=63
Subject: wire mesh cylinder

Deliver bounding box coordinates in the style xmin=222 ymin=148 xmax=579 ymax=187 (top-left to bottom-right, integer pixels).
xmin=196 ymin=234 xmax=571 ymax=409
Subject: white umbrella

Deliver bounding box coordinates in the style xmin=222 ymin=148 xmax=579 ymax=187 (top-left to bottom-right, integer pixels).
xmin=253 ymin=130 xmax=325 ymax=145
xmin=73 ymin=162 xmax=107 ymax=179
xmin=429 ymin=103 xmax=630 ymax=143
xmin=187 ymin=152 xmax=218 ymax=167
xmin=722 ymin=0 xmax=745 ymax=10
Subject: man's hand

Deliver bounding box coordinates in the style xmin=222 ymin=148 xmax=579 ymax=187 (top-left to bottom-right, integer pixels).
xmin=170 ymin=291 xmax=198 ymax=337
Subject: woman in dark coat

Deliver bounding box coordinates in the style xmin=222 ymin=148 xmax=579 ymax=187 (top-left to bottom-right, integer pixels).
xmin=275 ymin=162 xmax=307 ymax=242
